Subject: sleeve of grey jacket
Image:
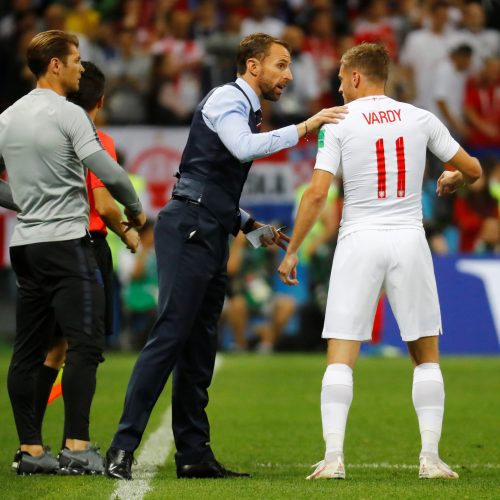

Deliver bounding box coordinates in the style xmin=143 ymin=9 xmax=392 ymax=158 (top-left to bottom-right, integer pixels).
xmin=0 ymin=179 xmax=20 ymax=212
xmin=82 ymin=150 xmax=143 ymax=216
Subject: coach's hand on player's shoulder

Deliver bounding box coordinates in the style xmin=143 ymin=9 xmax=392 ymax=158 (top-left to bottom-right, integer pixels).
xmin=277 ymin=252 xmax=299 ymax=286
xmin=306 ymin=106 xmax=348 ymax=131
xmin=124 ymin=208 xmax=146 ymax=230
xmin=436 ymin=170 xmax=465 ymax=197
xmin=121 ymin=227 xmax=140 ymax=253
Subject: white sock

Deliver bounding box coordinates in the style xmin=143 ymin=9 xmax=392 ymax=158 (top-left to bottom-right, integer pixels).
xmin=412 ymin=363 xmax=444 ymax=459
xmin=321 ymin=363 xmax=353 ymax=463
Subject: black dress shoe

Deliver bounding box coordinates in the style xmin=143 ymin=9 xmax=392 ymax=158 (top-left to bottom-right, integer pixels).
xmin=105 ymin=447 xmax=134 ymax=480
xmin=177 ymin=459 xmax=250 ymax=479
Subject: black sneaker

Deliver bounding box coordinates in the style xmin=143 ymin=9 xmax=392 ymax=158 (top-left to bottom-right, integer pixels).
xmin=58 ymin=445 xmax=105 ymax=475
xmin=16 ymin=448 xmax=59 ymax=475
xmin=11 ymin=449 xmax=22 ymax=472
xmin=105 ymin=447 xmax=134 ymax=480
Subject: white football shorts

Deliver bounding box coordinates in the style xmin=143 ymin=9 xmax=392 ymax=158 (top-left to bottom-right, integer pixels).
xmin=322 ymin=228 xmax=442 ymax=342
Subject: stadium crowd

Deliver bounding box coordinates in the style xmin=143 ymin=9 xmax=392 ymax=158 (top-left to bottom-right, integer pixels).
xmin=0 ymin=0 xmax=499 ymax=351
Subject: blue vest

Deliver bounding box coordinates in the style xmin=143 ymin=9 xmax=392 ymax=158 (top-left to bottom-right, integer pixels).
xmin=172 ymin=83 xmax=260 ymax=235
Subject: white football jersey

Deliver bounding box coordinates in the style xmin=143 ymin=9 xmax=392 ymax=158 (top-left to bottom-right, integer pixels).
xmin=314 ymin=95 xmax=459 ymax=236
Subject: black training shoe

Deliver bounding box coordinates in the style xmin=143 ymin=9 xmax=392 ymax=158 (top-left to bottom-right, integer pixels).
xmin=58 ymin=445 xmax=105 ymax=475
xmin=16 ymin=448 xmax=59 ymax=475
xmin=177 ymin=459 xmax=250 ymax=479
xmin=11 ymin=449 xmax=22 ymax=472
xmin=105 ymin=447 xmax=134 ymax=480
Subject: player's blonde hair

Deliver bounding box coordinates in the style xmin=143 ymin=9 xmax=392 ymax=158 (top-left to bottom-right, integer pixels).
xmin=27 ymin=30 xmax=79 ymax=79
xmin=341 ymin=43 xmax=390 ymax=83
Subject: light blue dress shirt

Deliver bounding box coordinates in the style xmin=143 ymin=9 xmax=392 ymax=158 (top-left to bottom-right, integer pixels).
xmin=201 ymin=78 xmax=299 ymax=163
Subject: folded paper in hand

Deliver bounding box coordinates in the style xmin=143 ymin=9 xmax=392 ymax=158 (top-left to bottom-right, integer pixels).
xmin=245 ymin=225 xmax=274 ymax=249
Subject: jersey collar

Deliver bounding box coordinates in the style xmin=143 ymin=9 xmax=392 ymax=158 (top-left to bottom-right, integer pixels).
xmin=352 ymin=95 xmax=388 ymax=103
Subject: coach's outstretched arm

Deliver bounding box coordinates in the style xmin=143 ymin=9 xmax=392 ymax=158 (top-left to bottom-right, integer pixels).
xmin=436 ymin=147 xmax=482 ymax=196
xmin=0 ymin=179 xmax=20 ymax=212
xmin=82 ymin=150 xmax=146 ymax=229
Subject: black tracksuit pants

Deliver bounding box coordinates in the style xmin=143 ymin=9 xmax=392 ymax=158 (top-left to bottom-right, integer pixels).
xmin=8 ymin=236 xmax=105 ymax=444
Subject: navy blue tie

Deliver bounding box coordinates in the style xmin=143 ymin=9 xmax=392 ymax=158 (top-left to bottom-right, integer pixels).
xmin=255 ymin=108 xmax=262 ymax=131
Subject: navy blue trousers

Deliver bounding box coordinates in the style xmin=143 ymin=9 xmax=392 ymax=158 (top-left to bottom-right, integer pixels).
xmin=112 ymin=200 xmax=228 ymax=465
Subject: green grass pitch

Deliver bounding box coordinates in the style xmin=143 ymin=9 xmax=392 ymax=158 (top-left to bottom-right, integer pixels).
xmin=0 ymin=347 xmax=499 ymax=499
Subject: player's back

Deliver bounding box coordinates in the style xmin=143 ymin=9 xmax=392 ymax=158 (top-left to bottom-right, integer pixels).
xmin=316 ymin=96 xmax=459 ymax=233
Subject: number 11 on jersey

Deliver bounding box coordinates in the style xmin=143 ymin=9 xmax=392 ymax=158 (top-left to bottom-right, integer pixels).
xmin=375 ymin=136 xmax=406 ymax=199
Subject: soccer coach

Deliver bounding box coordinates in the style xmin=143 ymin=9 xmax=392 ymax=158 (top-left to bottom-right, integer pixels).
xmin=0 ymin=30 xmax=145 ymax=474
xmin=106 ymin=32 xmax=346 ymax=480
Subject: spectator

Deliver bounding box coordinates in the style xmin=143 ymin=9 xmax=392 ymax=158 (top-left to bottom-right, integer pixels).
xmin=303 ymin=7 xmax=339 ymax=108
xmin=353 ymin=0 xmax=400 ymax=60
xmin=464 ymin=56 xmax=500 ymax=158
xmin=150 ymin=9 xmax=204 ymax=125
xmin=453 ymin=1 xmax=500 ymax=71
xmin=65 ymin=0 xmax=100 ymax=39
xmin=400 ymin=1 xmax=458 ymax=112
xmin=240 ymin=0 xmax=286 ymax=38
xmin=271 ymin=25 xmax=321 ymax=126
xmin=193 ymin=0 xmax=218 ymax=42
xmin=105 ymin=26 xmax=151 ymax=124
xmin=434 ymin=44 xmax=473 ymax=140
xmin=453 ymin=169 xmax=499 ymax=252
xmin=119 ymin=0 xmax=158 ymax=47
xmin=0 ymin=0 xmax=37 ymax=40
xmin=225 ymin=232 xmax=296 ymax=353
xmin=0 ymin=28 xmax=36 ymax=113
xmin=204 ymin=12 xmax=242 ymax=87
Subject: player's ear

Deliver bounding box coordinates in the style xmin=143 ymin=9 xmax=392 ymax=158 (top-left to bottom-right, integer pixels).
xmin=353 ymin=71 xmax=361 ymax=88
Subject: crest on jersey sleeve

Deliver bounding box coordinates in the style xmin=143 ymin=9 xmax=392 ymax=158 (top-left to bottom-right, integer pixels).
xmin=318 ymin=128 xmax=325 ymax=148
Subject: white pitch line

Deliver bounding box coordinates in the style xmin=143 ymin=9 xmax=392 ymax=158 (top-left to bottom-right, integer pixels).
xmin=257 ymin=462 xmax=500 ymax=469
xmin=111 ymin=356 xmax=224 ymax=500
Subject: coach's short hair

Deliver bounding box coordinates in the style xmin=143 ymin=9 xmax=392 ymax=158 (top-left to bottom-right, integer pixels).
xmin=341 ymin=43 xmax=390 ymax=83
xmin=67 ymin=61 xmax=105 ymax=112
xmin=236 ymin=33 xmax=289 ymax=75
xmin=27 ymin=30 xmax=79 ymax=79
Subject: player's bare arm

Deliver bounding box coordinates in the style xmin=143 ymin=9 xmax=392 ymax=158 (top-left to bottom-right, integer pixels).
xmin=436 ymin=147 xmax=482 ymax=196
xmin=93 ymin=186 xmax=140 ymax=253
xmin=278 ymin=169 xmax=333 ymax=285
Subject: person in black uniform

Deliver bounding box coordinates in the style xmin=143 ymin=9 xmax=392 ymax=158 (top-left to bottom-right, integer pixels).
xmin=105 ymin=32 xmax=346 ymax=480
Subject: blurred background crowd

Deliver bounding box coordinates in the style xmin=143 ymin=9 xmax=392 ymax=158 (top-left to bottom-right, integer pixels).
xmin=0 ymin=0 xmax=499 ymax=353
